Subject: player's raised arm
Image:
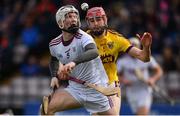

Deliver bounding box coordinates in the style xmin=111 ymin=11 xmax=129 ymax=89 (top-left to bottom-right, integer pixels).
xmin=128 ymin=32 xmax=152 ymax=62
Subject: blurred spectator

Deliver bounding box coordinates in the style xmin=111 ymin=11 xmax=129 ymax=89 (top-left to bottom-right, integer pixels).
xmin=20 ymin=13 xmax=40 ymax=49
xmin=0 ymin=32 xmax=14 ymax=79
xmin=36 ymin=0 xmax=56 ymax=14
xmin=39 ymin=54 xmax=50 ymax=76
xmin=161 ymin=46 xmax=178 ymax=73
xmin=13 ymin=38 xmax=28 ymax=66
xmin=107 ymin=2 xmax=131 ymax=37
xmin=159 ymin=0 xmax=169 ymax=29
xmin=36 ymin=0 xmax=58 ymax=52
xmin=0 ymin=46 xmax=2 ymax=79
xmin=20 ymin=55 xmax=41 ymax=77
xmin=61 ymin=0 xmax=80 ymax=8
xmin=0 ymin=33 xmax=10 ymax=49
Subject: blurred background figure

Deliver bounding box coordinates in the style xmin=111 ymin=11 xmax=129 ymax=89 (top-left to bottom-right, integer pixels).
xmin=117 ymin=37 xmax=163 ymax=115
xmin=0 ymin=0 xmax=180 ymax=115
xmin=0 ymin=109 xmax=14 ymax=116
xmin=20 ymin=54 xmax=42 ymax=77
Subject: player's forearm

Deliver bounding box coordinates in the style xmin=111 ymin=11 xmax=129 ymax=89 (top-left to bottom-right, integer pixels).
xmin=151 ymin=66 xmax=163 ymax=82
xmin=129 ymin=47 xmax=151 ymax=62
xmin=73 ymin=49 xmax=99 ymax=65
xmin=73 ymin=43 xmax=99 ymax=65
xmin=49 ymin=56 xmax=59 ymax=77
xmin=141 ymin=47 xmax=151 ymax=62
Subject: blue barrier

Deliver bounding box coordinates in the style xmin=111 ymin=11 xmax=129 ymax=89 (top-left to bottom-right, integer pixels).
xmin=23 ymin=101 xmax=41 ymax=115
xmin=23 ymin=102 xmax=180 ymax=115
xmin=120 ymin=103 xmax=180 ymax=115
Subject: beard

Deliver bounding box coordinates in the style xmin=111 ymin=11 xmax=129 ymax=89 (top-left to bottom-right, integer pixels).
xmin=67 ymin=24 xmax=79 ymax=34
xmin=61 ymin=24 xmax=79 ymax=34
xmin=91 ymin=26 xmax=107 ymax=36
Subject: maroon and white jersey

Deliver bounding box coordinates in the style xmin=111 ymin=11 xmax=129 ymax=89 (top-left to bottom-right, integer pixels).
xmin=49 ymin=29 xmax=109 ymax=88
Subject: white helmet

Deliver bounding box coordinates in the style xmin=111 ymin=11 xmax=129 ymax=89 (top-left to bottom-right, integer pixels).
xmin=129 ymin=37 xmax=141 ymax=48
xmin=56 ymin=5 xmax=81 ymax=29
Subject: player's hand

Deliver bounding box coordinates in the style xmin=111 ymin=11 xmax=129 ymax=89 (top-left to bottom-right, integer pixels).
xmin=57 ymin=62 xmax=76 ymax=80
xmin=57 ymin=63 xmax=69 ymax=80
xmin=57 ymin=71 xmax=69 ymax=80
xmin=62 ymin=62 xmax=76 ymax=74
xmin=58 ymin=73 xmax=69 ymax=80
xmin=50 ymin=77 xmax=59 ymax=88
xmin=147 ymin=77 xmax=156 ymax=86
xmin=136 ymin=32 xmax=152 ymax=49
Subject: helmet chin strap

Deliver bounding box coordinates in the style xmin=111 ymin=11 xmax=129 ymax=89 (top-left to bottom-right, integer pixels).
xmin=61 ymin=25 xmax=79 ymax=34
xmin=90 ymin=25 xmax=108 ymax=36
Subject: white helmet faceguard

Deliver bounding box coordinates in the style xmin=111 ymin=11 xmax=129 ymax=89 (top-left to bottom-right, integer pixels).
xmin=56 ymin=5 xmax=81 ymax=29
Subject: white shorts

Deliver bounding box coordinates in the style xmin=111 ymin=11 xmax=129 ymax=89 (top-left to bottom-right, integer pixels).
xmin=65 ymin=85 xmax=111 ymax=113
xmin=126 ymin=86 xmax=152 ymax=113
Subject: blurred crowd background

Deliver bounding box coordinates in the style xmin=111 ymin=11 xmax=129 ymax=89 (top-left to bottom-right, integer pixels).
xmin=0 ymin=0 xmax=180 ymax=115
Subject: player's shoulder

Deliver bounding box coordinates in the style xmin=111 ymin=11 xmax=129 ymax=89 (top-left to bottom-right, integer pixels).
xmin=49 ymin=34 xmax=62 ymax=47
xmin=86 ymin=30 xmax=97 ymax=38
xmin=74 ymin=30 xmax=83 ymax=39
xmin=86 ymin=30 xmax=91 ymax=35
xmin=107 ymin=29 xmax=129 ymax=44
xmin=149 ymin=56 xmax=157 ymax=63
xmin=107 ymin=29 xmax=123 ymax=37
xmin=77 ymin=29 xmax=93 ymax=39
xmin=150 ymin=56 xmax=155 ymax=60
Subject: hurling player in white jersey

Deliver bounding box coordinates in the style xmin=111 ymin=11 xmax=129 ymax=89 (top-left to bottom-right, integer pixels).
xmin=117 ymin=37 xmax=163 ymax=115
xmin=44 ymin=5 xmax=115 ymax=115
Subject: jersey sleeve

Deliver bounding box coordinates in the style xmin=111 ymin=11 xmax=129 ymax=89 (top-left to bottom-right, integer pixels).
xmin=148 ymin=56 xmax=158 ymax=68
xmin=81 ymin=34 xmax=95 ymax=48
xmin=117 ymin=36 xmax=132 ymax=53
xmin=49 ymin=46 xmax=56 ymax=57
